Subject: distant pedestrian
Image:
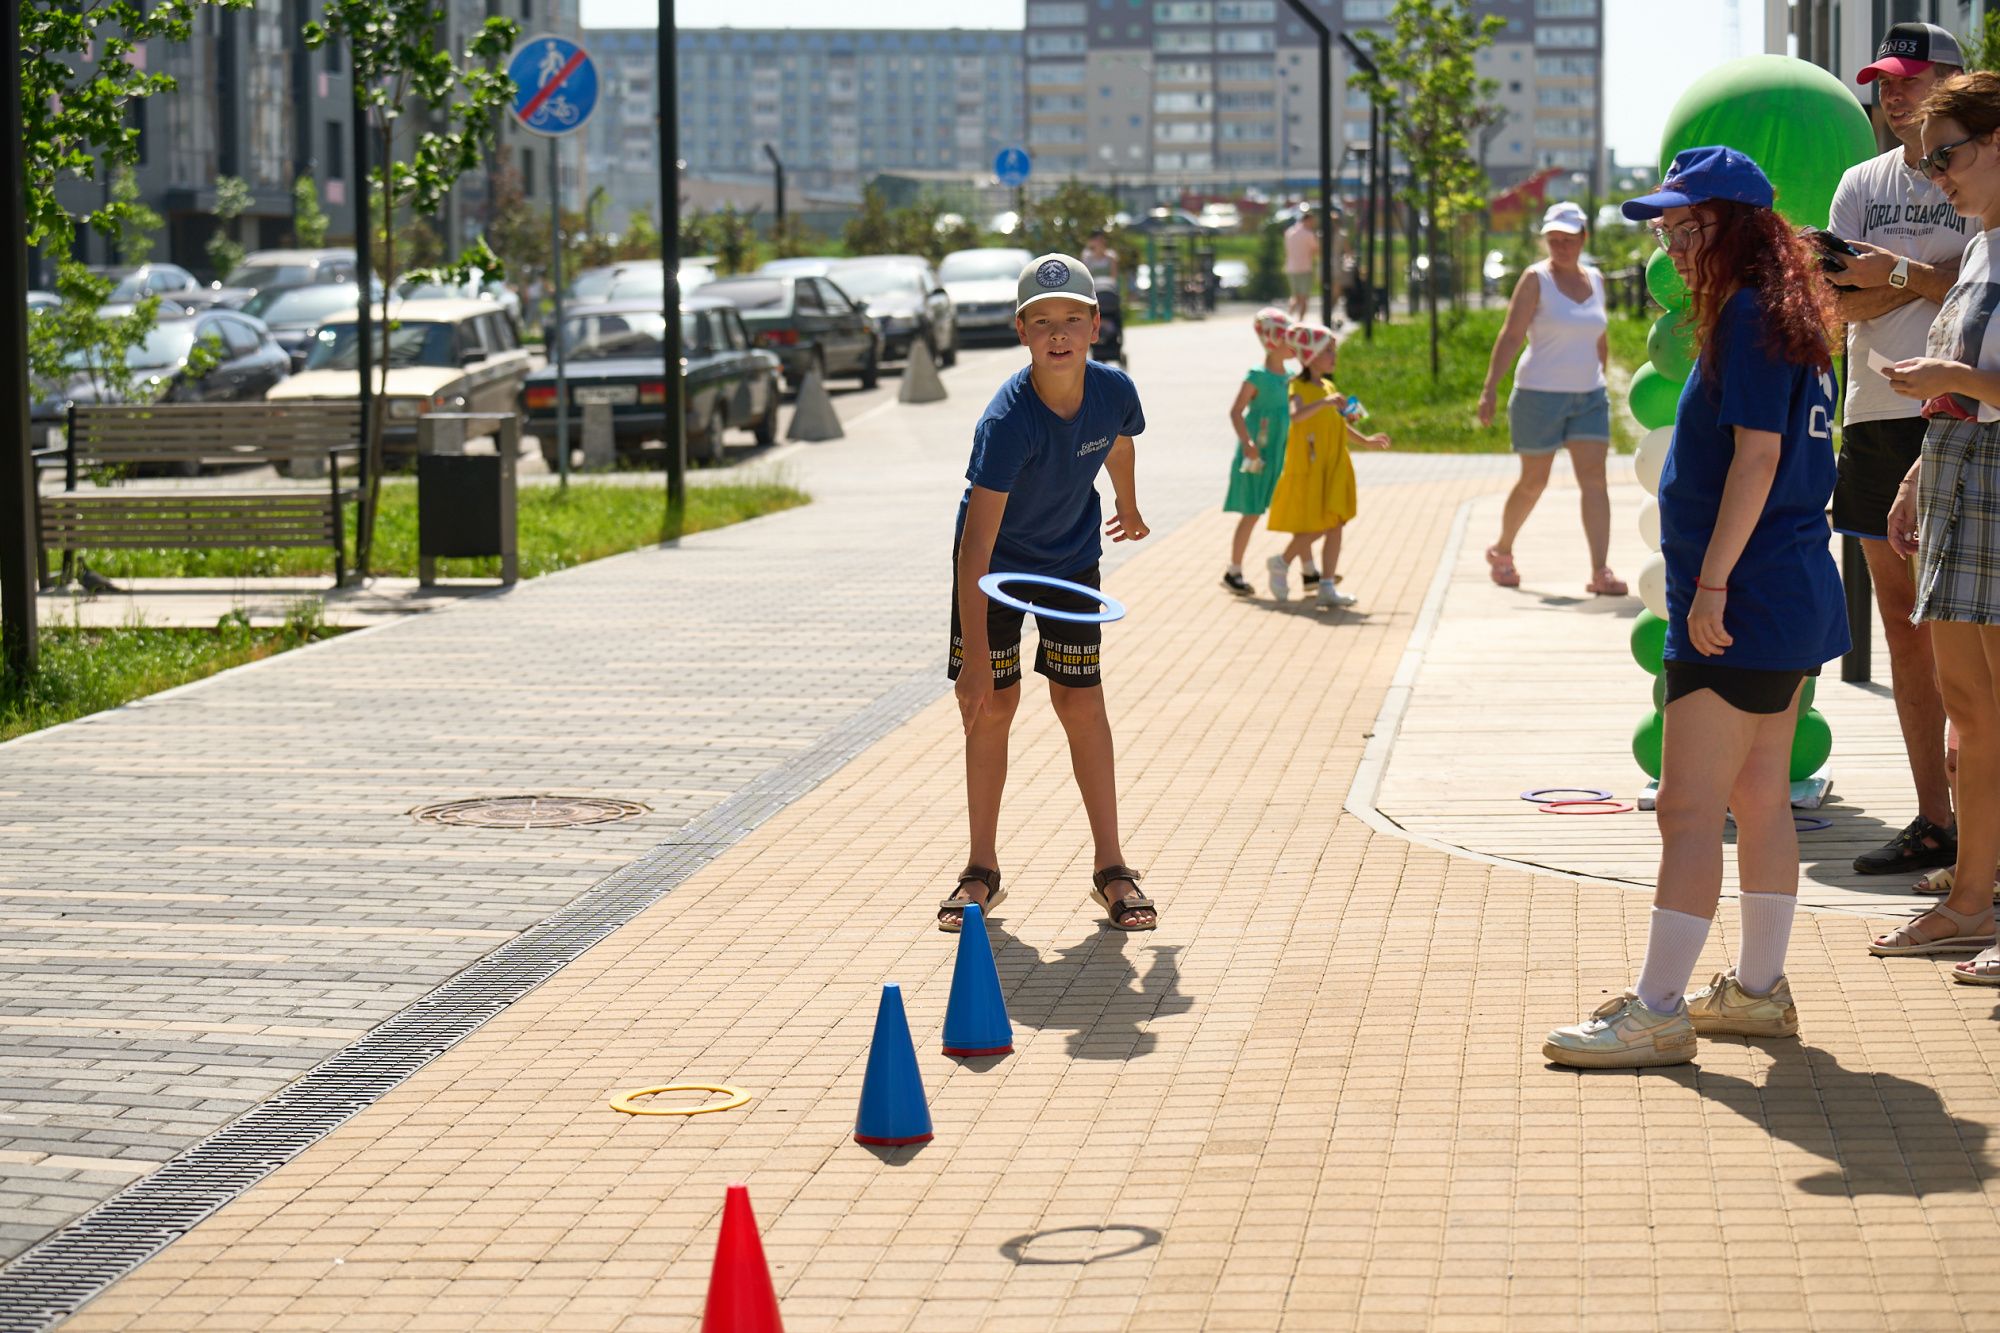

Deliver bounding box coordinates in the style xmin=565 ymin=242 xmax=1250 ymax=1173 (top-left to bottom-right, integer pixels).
xmin=1265 ymin=323 xmax=1391 ymax=611
xmin=1543 ymin=148 xmax=1848 ymax=1069
xmin=1220 ymin=306 xmax=1294 ymax=595
xmin=940 ymin=253 xmax=1159 ymax=936
xmin=1476 ymin=201 xmax=1624 ymax=597
xmin=1082 ymin=230 xmax=1118 ymax=282
xmin=1283 ymin=206 xmax=1320 ymax=322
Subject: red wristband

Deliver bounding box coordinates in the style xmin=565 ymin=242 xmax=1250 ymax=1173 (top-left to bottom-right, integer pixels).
xmin=1697 ymin=580 xmax=1728 ymax=593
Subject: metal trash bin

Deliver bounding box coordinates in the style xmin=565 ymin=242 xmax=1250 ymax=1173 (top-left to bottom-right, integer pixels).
xmin=416 ymin=412 xmax=519 ymax=587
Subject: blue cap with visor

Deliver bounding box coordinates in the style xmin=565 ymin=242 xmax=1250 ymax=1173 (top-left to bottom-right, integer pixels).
xmin=1621 ymin=146 xmax=1775 ymax=221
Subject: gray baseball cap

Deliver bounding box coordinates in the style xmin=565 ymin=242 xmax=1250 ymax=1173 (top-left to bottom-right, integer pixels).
xmin=1015 ymin=253 xmax=1099 ymax=315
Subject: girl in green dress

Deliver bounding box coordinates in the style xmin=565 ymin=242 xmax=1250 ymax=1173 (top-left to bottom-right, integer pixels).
xmin=1223 ymin=307 xmax=1296 ymax=595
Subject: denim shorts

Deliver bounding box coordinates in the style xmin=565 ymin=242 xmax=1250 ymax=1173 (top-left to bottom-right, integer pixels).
xmin=1508 ymin=386 xmax=1611 ymax=455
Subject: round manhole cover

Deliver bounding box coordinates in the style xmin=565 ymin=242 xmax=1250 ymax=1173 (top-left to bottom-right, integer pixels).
xmin=410 ymin=795 xmax=650 ymax=829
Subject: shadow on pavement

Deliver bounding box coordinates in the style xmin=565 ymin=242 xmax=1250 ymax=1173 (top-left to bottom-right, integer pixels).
xmin=1692 ymin=1042 xmax=1993 ymax=1197
xmin=990 ymin=923 xmax=1192 ymax=1060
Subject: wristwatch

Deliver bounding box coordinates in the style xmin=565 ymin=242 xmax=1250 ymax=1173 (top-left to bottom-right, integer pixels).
xmin=1890 ymin=255 xmax=1911 ymax=289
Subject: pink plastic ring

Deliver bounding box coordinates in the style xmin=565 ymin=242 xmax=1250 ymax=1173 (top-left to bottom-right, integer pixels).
xmin=1537 ymin=799 xmax=1635 ymax=815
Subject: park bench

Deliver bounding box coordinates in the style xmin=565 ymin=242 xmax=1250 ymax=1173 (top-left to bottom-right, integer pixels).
xmin=36 ymin=402 xmax=364 ymax=589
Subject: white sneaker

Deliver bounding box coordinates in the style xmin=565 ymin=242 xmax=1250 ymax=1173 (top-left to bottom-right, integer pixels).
xmin=1267 ymin=555 xmax=1290 ymax=602
xmin=1542 ymin=990 xmax=1697 ymax=1069
xmin=1319 ymin=587 xmax=1357 ymax=608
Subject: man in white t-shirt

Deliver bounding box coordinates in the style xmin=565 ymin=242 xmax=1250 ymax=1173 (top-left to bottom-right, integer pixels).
xmin=1828 ymin=20 xmax=1970 ymax=876
xmin=1284 ymin=206 xmax=1320 ymax=321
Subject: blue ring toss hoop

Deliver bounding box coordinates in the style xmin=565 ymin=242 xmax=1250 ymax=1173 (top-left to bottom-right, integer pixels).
xmin=1794 ymin=815 xmax=1832 ymax=832
xmin=979 ymin=573 xmax=1127 ymax=624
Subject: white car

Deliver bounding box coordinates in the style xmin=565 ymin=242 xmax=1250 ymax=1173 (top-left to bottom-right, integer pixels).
xmin=938 ymin=247 xmax=1033 ymax=342
xmin=1197 ymin=202 xmax=1242 ymax=233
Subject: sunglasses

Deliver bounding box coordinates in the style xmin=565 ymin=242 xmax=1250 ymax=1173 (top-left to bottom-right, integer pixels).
xmin=1918 ymin=134 xmax=1978 ymax=179
xmin=1651 ymin=219 xmax=1714 ymax=253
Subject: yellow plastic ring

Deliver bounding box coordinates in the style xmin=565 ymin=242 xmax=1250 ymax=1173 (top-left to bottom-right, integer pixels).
xmin=610 ymin=1083 xmax=752 ymax=1116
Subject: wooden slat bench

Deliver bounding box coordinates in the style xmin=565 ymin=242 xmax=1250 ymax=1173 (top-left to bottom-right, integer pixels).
xmin=37 ymin=403 xmax=363 ymax=588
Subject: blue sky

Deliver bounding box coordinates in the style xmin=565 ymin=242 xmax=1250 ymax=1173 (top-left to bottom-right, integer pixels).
xmin=577 ymin=0 xmax=1771 ymax=164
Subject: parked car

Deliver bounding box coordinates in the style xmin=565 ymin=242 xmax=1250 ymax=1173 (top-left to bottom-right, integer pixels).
xmin=565 ymin=258 xmax=716 ymax=304
xmin=1196 ymin=202 xmax=1243 ymax=233
xmin=938 ymin=247 xmax=1033 ymax=343
xmin=756 ymin=257 xmax=838 ymax=279
xmin=26 ymin=290 xmax=59 ymax=313
xmin=701 ymin=273 xmax=881 ymax=389
xmin=828 ymin=258 xmax=957 ymax=366
xmin=1212 ymin=259 xmax=1251 ymax=297
xmin=520 ymin=297 xmax=782 ymax=469
xmin=107 ymin=263 xmax=213 ymax=307
xmin=1481 ymin=249 xmax=1513 ymax=297
xmin=1407 ymin=252 xmax=1456 ymax=297
xmin=394 ymin=268 xmax=521 ymax=320
xmin=239 ymin=280 xmax=383 ymax=371
xmin=30 ymin=309 xmax=291 ymax=463
xmin=207 ymin=248 xmax=362 ymax=308
xmin=266 ymin=298 xmax=536 ymax=452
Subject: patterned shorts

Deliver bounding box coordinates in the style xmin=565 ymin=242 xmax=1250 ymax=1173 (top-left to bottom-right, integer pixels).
xmin=1914 ymin=416 xmax=2000 ymax=625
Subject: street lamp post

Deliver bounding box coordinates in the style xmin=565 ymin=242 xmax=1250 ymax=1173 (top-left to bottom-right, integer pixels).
xmin=1281 ymin=0 xmax=1334 ymax=330
xmin=763 ymin=143 xmax=785 ymax=239
xmin=657 ymin=0 xmax=685 ymax=515
xmin=1339 ymin=32 xmax=1382 ymax=338
xmin=0 ymin=0 xmax=35 ymax=677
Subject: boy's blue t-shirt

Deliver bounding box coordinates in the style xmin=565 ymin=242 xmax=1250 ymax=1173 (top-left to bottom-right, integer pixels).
xmin=957 ymin=360 xmax=1146 ymax=577
xmin=1659 ymin=288 xmax=1850 ymax=671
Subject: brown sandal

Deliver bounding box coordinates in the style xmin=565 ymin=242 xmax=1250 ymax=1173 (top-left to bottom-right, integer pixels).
xmin=938 ymin=865 xmax=1005 ymax=934
xmin=1090 ymin=865 xmax=1157 ymax=931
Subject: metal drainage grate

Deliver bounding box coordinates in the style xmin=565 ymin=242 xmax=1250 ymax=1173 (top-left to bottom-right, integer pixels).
xmin=410 ymin=794 xmax=650 ymax=829
xmin=0 ymin=667 xmax=948 ymax=1333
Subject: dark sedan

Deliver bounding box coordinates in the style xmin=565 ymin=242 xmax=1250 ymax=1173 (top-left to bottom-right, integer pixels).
xmin=238 ymin=281 xmax=380 ymax=371
xmin=31 ymin=310 xmax=291 ymax=467
xmin=520 ymin=298 xmax=782 ymax=469
xmin=828 ymin=259 xmax=957 ymax=366
xmin=700 ymin=274 xmax=880 ymax=391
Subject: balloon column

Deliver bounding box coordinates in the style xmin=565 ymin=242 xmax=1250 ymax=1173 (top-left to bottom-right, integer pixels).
xmin=1626 ymin=55 xmax=1874 ymax=792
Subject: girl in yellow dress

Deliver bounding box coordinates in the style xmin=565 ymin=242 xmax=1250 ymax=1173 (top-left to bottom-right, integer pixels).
xmin=1265 ymin=323 xmax=1391 ymax=608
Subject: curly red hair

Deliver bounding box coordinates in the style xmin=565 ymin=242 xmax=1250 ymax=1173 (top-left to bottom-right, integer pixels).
xmin=1682 ymin=200 xmax=1832 ymax=377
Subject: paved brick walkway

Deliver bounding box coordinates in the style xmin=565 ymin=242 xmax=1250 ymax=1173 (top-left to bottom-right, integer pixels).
xmin=20 ymin=315 xmax=1999 ymax=1330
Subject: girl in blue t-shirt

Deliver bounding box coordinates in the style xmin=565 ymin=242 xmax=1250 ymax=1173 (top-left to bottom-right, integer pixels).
xmin=1543 ymin=147 xmax=1851 ymax=1070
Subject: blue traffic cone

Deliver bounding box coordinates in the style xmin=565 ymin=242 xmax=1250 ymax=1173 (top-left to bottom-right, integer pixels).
xmin=853 ymin=983 xmax=933 ymax=1146
xmin=941 ymin=901 xmax=1013 ymax=1057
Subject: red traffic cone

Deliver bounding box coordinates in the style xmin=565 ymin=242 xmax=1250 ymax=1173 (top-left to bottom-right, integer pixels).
xmin=702 ymin=1183 xmax=783 ymax=1333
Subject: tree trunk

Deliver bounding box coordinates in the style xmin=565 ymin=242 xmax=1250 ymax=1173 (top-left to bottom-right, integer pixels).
xmin=357 ymin=126 xmax=393 ymax=580
xmin=1426 ymin=166 xmax=1440 ymax=381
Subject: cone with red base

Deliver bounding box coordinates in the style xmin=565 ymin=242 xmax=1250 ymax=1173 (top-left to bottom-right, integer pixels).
xmin=853 ymin=983 xmax=933 ymax=1146
xmin=941 ymin=901 xmax=1013 ymax=1057
xmin=702 ymin=1183 xmax=783 ymax=1333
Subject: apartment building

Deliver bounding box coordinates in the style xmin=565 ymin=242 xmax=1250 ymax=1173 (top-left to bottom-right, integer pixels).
xmin=1024 ymin=0 xmax=1605 ymax=191
xmin=581 ymin=27 xmax=1025 ymax=231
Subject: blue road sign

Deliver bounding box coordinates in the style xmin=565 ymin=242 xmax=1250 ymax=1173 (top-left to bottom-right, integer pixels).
xmin=508 ymin=34 xmax=598 ymax=137
xmin=994 ymin=147 xmax=1032 ymax=188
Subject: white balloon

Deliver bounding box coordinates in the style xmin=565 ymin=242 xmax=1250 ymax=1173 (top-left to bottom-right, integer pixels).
xmin=1637 ymin=497 xmax=1661 ymax=551
xmin=1638 ymin=551 xmax=1669 ymax=620
xmin=1635 ymin=426 xmax=1671 ymax=495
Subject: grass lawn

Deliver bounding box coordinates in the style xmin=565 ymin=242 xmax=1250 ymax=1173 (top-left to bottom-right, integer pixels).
xmin=1334 ymin=306 xmax=1654 ymax=453
xmin=1 ymin=605 xmax=341 ymax=743
xmin=76 ymin=476 xmax=810 ymax=582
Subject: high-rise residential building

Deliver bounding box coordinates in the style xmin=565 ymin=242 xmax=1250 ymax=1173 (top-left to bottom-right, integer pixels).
xmin=582 ymin=28 xmax=1025 ymax=232
xmin=1024 ymin=0 xmax=1605 ymax=192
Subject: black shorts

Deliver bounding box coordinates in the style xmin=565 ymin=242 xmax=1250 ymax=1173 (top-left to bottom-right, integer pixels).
xmin=948 ymin=559 xmax=1104 ymax=689
xmin=1664 ymin=660 xmax=1817 ymax=715
xmin=1832 ymin=417 xmax=1926 ymax=539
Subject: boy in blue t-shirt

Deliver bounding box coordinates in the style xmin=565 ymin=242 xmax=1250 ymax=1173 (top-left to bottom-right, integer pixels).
xmin=937 ymin=253 xmax=1156 ymax=935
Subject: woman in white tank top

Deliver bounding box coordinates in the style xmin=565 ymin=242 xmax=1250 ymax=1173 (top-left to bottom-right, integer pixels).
xmin=1475 ymin=201 xmax=1626 ymax=597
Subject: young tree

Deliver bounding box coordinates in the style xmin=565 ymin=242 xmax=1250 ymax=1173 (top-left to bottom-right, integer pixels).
xmin=1351 ymin=0 xmax=1505 ymax=377
xmin=206 ymin=174 xmax=253 ymax=281
xmin=842 ymin=185 xmax=897 ymax=257
xmin=110 ymin=168 xmax=164 ymax=265
xmin=303 ymin=0 xmax=520 ymax=575
xmin=1021 ymin=180 xmax=1118 ymax=260
xmin=293 ymin=175 xmax=332 ymax=247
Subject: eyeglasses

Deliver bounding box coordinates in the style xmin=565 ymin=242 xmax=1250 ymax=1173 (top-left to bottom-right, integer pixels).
xmin=1651 ymin=220 xmax=1714 ymax=253
xmin=1917 ymin=134 xmax=1978 ymax=179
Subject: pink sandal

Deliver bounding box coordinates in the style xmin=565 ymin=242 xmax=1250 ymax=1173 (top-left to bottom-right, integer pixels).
xmin=1485 ymin=546 xmax=1521 ymax=587
xmin=1585 ymin=567 xmax=1629 ymax=597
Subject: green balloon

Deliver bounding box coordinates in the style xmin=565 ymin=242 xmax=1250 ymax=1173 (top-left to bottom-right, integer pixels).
xmin=1630 ymin=610 xmax=1668 ymax=676
xmin=1652 ymin=674 xmax=1667 ymax=712
xmin=1646 ymin=249 xmax=1688 ymax=311
xmin=1657 ymin=55 xmax=1877 ymax=231
xmin=1648 ymin=312 xmax=1698 ymax=382
xmin=1790 ymin=707 xmax=1833 ymax=781
xmin=1633 ymin=710 xmax=1665 ymax=780
xmin=1629 ymin=363 xmax=1683 ymax=430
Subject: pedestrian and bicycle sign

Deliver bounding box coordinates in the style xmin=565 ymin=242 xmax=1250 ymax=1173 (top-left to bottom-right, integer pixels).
xmin=508 ymin=34 xmax=598 ymax=137
xmin=994 ymin=147 xmax=1032 ymax=188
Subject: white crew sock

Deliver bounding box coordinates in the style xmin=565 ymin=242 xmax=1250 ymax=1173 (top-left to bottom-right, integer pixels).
xmin=1635 ymin=907 xmax=1712 ymax=1013
xmin=1227 ymin=563 xmax=1242 ymax=576
xmin=1735 ymin=892 xmax=1797 ymax=994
